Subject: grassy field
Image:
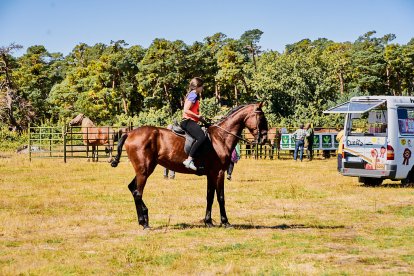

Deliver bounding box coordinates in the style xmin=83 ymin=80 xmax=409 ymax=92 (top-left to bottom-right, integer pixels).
xmin=1 ymin=153 xmax=414 ymax=275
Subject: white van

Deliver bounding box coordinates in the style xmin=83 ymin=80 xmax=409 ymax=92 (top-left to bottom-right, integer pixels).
xmin=324 ymin=96 xmax=414 ymax=186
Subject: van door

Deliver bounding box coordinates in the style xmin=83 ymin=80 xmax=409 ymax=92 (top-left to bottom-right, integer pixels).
xmin=395 ymin=107 xmax=414 ymax=179
xmin=345 ymin=110 xmax=388 ymax=171
xmin=324 ymin=99 xmax=388 ymax=177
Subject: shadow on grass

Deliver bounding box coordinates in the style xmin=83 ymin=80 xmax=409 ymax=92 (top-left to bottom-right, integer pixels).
xmin=153 ymin=223 xmax=346 ymax=230
xmin=381 ymin=183 xmax=414 ymax=188
xmin=361 ymin=183 xmax=414 ymax=188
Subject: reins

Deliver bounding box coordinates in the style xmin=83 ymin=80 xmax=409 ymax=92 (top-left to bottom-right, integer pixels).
xmin=210 ymin=124 xmax=253 ymax=144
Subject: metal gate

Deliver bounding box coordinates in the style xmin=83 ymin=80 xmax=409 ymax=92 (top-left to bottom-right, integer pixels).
xmin=28 ymin=125 xmax=129 ymax=162
xmin=28 ymin=125 xmax=65 ymax=161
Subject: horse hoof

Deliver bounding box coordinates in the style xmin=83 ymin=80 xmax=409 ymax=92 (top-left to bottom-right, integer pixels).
xmin=143 ymin=225 xmax=151 ymax=230
xmin=204 ymin=222 xmax=214 ymax=228
xmin=111 ymin=161 xmax=119 ymax=167
xmin=221 ymin=223 xmax=233 ymax=229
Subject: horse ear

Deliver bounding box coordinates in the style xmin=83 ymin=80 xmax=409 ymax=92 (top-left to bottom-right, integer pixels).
xmin=258 ymin=102 xmax=264 ymax=109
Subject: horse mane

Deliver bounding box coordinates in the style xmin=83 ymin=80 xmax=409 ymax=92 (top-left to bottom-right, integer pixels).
xmin=214 ymin=105 xmax=246 ymax=125
xmin=214 ymin=103 xmax=261 ymax=125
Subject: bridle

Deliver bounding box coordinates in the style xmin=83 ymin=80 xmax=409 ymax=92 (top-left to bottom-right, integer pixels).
xmin=210 ymin=107 xmax=266 ymax=145
xmin=250 ymin=109 xmax=267 ymax=144
xmin=255 ymin=110 xmax=266 ymax=144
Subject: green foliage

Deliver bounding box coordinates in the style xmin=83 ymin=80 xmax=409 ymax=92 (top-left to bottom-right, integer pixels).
xmin=113 ymin=107 xmax=182 ymax=127
xmin=200 ymin=97 xmax=228 ymax=120
xmin=2 ymin=30 xmax=414 ymax=133
xmin=0 ymin=126 xmax=28 ymax=151
xmin=136 ymin=38 xmax=189 ymax=112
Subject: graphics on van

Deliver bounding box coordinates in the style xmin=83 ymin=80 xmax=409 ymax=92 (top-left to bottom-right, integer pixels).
xmin=403 ymin=148 xmax=411 ymax=165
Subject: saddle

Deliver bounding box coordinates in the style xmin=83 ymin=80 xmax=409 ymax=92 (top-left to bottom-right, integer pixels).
xmin=170 ymin=123 xmax=209 ymax=156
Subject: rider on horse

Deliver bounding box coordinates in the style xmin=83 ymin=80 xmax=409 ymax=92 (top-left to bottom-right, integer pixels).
xmin=180 ymin=77 xmax=206 ymax=171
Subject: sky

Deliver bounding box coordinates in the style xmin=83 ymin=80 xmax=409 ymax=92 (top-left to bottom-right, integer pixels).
xmin=1 ymin=0 xmax=413 ymax=56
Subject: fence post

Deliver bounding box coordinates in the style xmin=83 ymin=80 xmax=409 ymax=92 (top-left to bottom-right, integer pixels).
xmin=255 ymin=143 xmax=258 ymax=159
xmin=49 ymin=127 xmax=52 ymax=157
xmin=86 ymin=127 xmax=89 ymax=159
xmin=70 ymin=126 xmax=74 ymax=158
xmin=28 ymin=124 xmax=32 ymax=162
xmin=63 ymin=125 xmax=67 ymax=163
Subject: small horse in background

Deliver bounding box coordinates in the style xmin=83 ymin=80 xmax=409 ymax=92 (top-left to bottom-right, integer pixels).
xmin=243 ymin=128 xmax=279 ymax=159
xmin=243 ymin=129 xmax=256 ymax=158
xmin=69 ymin=114 xmax=116 ymax=162
xmin=266 ymin=127 xmax=281 ymax=159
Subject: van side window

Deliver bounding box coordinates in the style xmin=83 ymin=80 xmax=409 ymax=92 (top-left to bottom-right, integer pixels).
xmin=349 ymin=108 xmax=387 ymax=136
xmin=398 ymin=107 xmax=414 ymax=135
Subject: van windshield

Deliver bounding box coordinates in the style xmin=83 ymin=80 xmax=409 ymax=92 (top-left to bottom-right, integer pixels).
xmin=398 ymin=107 xmax=414 ymax=135
xmin=348 ymin=107 xmax=387 ymax=136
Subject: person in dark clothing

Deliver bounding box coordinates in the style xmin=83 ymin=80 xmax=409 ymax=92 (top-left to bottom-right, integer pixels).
xmin=180 ymin=77 xmax=206 ymax=171
xmin=305 ymin=123 xmax=314 ymax=161
xmin=163 ymin=168 xmax=175 ymax=179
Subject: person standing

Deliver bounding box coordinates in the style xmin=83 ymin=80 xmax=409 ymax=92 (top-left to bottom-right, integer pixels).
xmin=305 ymin=123 xmax=314 ymax=161
xmin=292 ymin=123 xmax=307 ymax=161
xmin=180 ymin=77 xmax=206 ymax=171
xmin=227 ymin=143 xmax=240 ymax=181
xmin=336 ymin=129 xmax=345 ymax=172
xmin=163 ymin=168 xmax=175 ymax=179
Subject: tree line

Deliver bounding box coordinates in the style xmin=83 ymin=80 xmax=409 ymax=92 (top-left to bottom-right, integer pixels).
xmin=1 ymin=29 xmax=414 ymax=132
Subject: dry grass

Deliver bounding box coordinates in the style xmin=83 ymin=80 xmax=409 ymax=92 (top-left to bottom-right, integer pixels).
xmin=1 ymin=153 xmax=414 ymax=275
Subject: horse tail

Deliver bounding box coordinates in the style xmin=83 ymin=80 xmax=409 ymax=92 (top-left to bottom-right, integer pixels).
xmin=111 ymin=133 xmax=128 ymax=167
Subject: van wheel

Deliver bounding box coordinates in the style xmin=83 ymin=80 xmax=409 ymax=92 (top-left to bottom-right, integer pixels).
xmin=401 ymin=178 xmax=414 ymax=187
xmin=401 ymin=170 xmax=414 ymax=187
xmin=362 ymin=178 xmax=383 ymax=187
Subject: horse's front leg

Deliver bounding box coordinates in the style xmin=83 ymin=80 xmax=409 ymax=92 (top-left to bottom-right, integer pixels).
xmin=216 ymin=170 xmax=232 ymax=228
xmin=90 ymin=145 xmax=96 ymax=162
xmin=86 ymin=144 xmax=91 ymax=162
xmin=204 ymin=174 xmax=216 ymax=227
xmin=94 ymin=145 xmax=98 ymax=162
xmin=128 ymin=177 xmax=150 ymax=229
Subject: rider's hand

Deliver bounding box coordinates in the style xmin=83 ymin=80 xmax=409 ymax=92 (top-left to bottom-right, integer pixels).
xmin=199 ymin=116 xmax=211 ymax=127
xmin=199 ymin=115 xmax=206 ymax=123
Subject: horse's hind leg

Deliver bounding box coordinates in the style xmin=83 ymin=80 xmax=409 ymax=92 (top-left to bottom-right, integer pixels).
xmin=128 ymin=177 xmax=150 ymax=229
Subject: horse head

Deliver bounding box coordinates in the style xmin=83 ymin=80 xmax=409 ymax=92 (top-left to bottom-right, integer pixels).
xmin=244 ymin=102 xmax=268 ymax=145
xmin=69 ymin=114 xmax=85 ymax=126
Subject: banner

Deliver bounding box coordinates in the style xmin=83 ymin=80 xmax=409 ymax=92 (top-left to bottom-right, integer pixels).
xmin=280 ymin=133 xmax=338 ymax=150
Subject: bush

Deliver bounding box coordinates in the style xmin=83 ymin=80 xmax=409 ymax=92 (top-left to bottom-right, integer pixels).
xmin=0 ymin=126 xmax=29 ymax=151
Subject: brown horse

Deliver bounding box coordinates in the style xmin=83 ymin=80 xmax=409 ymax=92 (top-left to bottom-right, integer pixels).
xmin=266 ymin=127 xmax=281 ymax=159
xmin=69 ymin=114 xmax=116 ymax=162
xmin=111 ymin=103 xmax=268 ymax=229
xmin=243 ymin=127 xmax=280 ymax=159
